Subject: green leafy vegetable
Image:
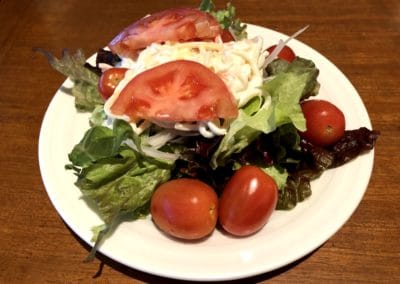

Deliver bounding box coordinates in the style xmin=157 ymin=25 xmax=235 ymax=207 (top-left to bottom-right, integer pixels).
xmin=35 ymin=48 xmax=103 ymax=111
xmin=211 ymin=61 xmax=317 ymax=168
xmin=67 ymin=120 xmax=172 ymax=260
xmin=210 ymin=96 xmax=273 ymax=168
xmin=261 ymin=73 xmax=307 ymax=131
xmin=261 ymin=166 xmax=288 ymax=190
xmin=199 ymin=0 xmax=247 ymax=39
xmin=76 ymin=146 xmax=171 ymax=224
xmin=89 ymin=105 xmax=107 ymax=127
xmin=266 ymin=57 xmax=320 ymax=100
xmin=69 ymin=120 xmax=133 ymax=167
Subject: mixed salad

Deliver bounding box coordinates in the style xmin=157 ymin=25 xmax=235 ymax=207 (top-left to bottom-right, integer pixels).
xmin=40 ymin=0 xmax=379 ymax=259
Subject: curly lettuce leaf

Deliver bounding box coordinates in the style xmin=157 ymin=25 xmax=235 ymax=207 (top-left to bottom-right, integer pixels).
xmin=199 ymin=0 xmax=247 ymax=39
xmin=266 ymin=57 xmax=320 ymax=100
xmin=36 ymin=48 xmax=103 ymax=111
xmin=261 ymin=72 xmax=308 ymax=131
xmin=261 ymin=166 xmax=288 ymax=190
xmin=76 ymin=146 xmax=171 ymax=224
xmin=211 ymin=96 xmax=273 ymax=168
xmin=211 ymin=68 xmax=313 ymax=168
xmin=68 ymin=119 xmax=133 ymax=167
xmin=67 ymin=119 xmax=172 ymax=261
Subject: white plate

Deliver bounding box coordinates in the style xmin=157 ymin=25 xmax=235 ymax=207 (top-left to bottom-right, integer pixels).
xmin=38 ymin=24 xmax=374 ymax=281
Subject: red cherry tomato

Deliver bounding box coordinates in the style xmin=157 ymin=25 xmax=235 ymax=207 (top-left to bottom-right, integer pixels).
xmin=110 ymin=60 xmax=238 ymax=122
xmin=98 ymin=68 xmax=128 ymax=101
xmin=150 ymin=178 xmax=218 ymax=240
xmin=218 ymin=165 xmax=278 ymax=237
xmin=300 ymin=99 xmax=346 ymax=147
xmin=108 ymin=8 xmax=222 ymax=58
xmin=266 ymin=44 xmax=296 ymax=62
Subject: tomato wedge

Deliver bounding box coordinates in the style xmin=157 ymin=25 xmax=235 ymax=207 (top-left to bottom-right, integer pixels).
xmin=108 ymin=8 xmax=222 ymax=58
xmin=109 ymin=60 xmax=238 ymax=122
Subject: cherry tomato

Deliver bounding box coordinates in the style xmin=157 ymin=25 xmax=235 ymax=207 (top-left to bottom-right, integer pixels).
xmin=150 ymin=178 xmax=218 ymax=240
xmin=300 ymin=99 xmax=346 ymax=146
xmin=221 ymin=29 xmax=235 ymax=42
xmin=266 ymin=45 xmax=296 ymax=62
xmin=218 ymin=165 xmax=278 ymax=237
xmin=109 ymin=8 xmax=222 ymax=58
xmin=98 ymin=68 xmax=128 ymax=101
xmin=110 ymin=60 xmax=238 ymax=122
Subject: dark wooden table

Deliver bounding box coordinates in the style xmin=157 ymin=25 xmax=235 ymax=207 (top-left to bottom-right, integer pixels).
xmin=1 ymin=0 xmax=399 ymax=282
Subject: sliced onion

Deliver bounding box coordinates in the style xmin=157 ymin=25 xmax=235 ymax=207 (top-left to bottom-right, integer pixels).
xmin=147 ymin=131 xmax=177 ymax=148
xmin=263 ymin=25 xmax=309 ymax=68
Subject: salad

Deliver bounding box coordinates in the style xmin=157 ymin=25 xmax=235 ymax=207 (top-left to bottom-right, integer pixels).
xmin=40 ymin=0 xmax=379 ymax=260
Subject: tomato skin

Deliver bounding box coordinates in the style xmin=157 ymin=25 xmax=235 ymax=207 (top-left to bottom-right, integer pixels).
xmin=300 ymin=99 xmax=346 ymax=147
xmin=150 ymin=178 xmax=218 ymax=240
xmin=98 ymin=68 xmax=128 ymax=101
xmin=221 ymin=29 xmax=235 ymax=42
xmin=266 ymin=45 xmax=296 ymax=62
xmin=110 ymin=60 xmax=238 ymax=122
xmin=218 ymin=166 xmax=278 ymax=237
xmin=109 ymin=8 xmax=222 ymax=58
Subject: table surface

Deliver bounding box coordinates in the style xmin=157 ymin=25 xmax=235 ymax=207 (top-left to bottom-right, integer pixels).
xmin=1 ymin=0 xmax=399 ymax=282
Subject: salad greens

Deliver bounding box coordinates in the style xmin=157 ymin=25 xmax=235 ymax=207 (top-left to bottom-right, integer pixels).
xmin=211 ymin=57 xmax=320 ymax=168
xmin=66 ymin=120 xmax=172 ymax=260
xmin=39 ymin=0 xmax=379 ymax=259
xmin=35 ymin=48 xmax=103 ymax=111
xmin=266 ymin=57 xmax=320 ymax=100
xmin=199 ymin=0 xmax=247 ymax=39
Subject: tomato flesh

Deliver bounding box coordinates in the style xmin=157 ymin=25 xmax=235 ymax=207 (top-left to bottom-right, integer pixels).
xmin=221 ymin=29 xmax=235 ymax=42
xmin=109 ymin=8 xmax=222 ymax=58
xmin=150 ymin=178 xmax=218 ymax=240
xmin=300 ymin=99 xmax=346 ymax=146
xmin=110 ymin=60 xmax=238 ymax=122
xmin=98 ymin=68 xmax=128 ymax=101
xmin=218 ymin=165 xmax=278 ymax=237
xmin=266 ymin=44 xmax=296 ymax=62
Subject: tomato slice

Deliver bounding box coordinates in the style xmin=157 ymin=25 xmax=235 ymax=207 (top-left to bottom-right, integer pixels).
xmin=109 ymin=60 xmax=238 ymax=122
xmin=108 ymin=8 xmax=222 ymax=58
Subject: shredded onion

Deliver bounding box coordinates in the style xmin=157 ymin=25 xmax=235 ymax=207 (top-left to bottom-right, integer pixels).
xmin=125 ymin=139 xmax=179 ymax=161
xmin=147 ymin=131 xmax=177 ymax=148
xmin=263 ymin=25 xmax=309 ymax=68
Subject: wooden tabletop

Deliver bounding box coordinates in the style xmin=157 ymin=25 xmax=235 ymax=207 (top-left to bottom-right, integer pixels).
xmin=1 ymin=0 xmax=399 ymax=282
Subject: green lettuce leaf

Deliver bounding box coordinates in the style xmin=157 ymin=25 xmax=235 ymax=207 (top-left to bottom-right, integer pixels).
xmin=76 ymin=146 xmax=171 ymax=225
xmin=67 ymin=119 xmax=172 ymax=260
xmin=261 ymin=72 xmax=308 ymax=131
xmin=68 ymin=119 xmax=173 ymax=225
xmin=210 ymin=96 xmax=273 ymax=168
xmin=261 ymin=166 xmax=288 ymax=190
xmin=71 ymin=81 xmax=103 ymax=112
xmin=36 ymin=48 xmax=103 ymax=111
xmin=266 ymin=57 xmax=320 ymax=100
xmin=199 ymin=0 xmax=247 ymax=39
xmin=89 ymin=105 xmax=107 ymax=127
xmin=211 ymin=67 xmax=314 ymax=168
xmin=68 ymin=119 xmax=133 ymax=167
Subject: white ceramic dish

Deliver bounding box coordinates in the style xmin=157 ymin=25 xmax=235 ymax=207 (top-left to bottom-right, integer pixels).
xmin=39 ymin=24 xmax=374 ymax=281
